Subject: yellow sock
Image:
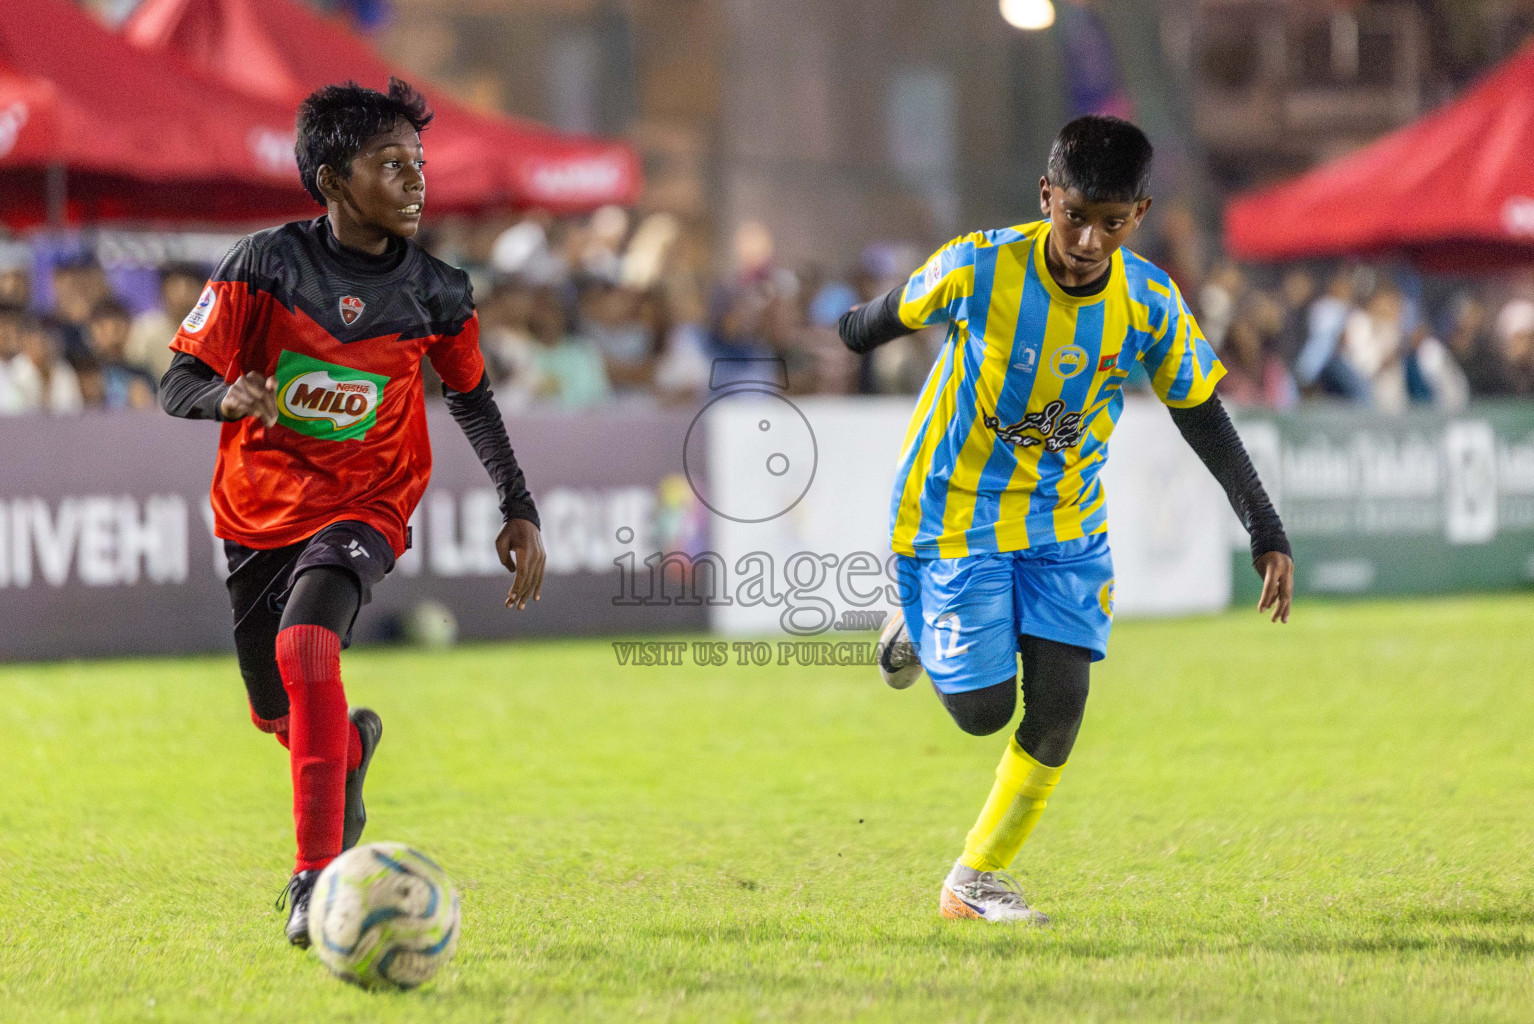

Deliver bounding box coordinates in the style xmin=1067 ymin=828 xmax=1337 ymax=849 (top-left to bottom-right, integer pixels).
xmin=959 ymin=737 xmax=1065 ymax=872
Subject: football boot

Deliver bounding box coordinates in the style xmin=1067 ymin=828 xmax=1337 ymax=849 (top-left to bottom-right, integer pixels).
xmin=342 ymin=707 xmax=383 ymax=852
xmin=940 ymin=869 xmax=1050 ymax=925
xmin=877 ymin=609 xmax=923 ymax=690
xmin=276 ymin=869 xmax=320 ymax=947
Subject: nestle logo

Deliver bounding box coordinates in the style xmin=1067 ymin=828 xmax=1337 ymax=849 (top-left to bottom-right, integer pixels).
xmin=335 ymin=382 xmax=369 ymax=394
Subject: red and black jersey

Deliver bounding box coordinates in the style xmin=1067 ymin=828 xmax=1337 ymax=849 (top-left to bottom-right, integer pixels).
xmin=171 ymin=216 xmax=486 ymax=557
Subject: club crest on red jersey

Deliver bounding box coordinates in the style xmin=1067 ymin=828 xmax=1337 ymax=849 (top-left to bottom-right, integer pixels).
xmin=339 ymin=295 xmax=365 ymax=326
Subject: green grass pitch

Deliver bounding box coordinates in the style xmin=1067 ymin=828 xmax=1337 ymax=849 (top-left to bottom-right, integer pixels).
xmin=3 ymin=595 xmax=1533 ymax=1023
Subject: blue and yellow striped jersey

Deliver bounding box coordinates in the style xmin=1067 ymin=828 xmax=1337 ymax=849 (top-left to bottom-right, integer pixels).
xmin=889 ymin=220 xmax=1224 ymax=558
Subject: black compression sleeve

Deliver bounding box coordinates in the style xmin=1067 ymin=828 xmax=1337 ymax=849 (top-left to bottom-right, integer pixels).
xmin=280 ymin=566 xmax=362 ymax=636
xmin=159 ymin=351 xmax=229 ymax=420
xmin=443 ymin=372 xmax=540 ymax=528
xmin=1015 ymin=636 xmax=1091 ymax=768
xmin=1168 ymin=395 xmax=1291 ymax=566
xmin=837 ymin=287 xmax=913 ymax=354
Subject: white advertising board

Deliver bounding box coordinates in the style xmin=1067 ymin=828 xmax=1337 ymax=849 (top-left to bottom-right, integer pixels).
xmin=704 ymin=396 xmax=911 ymax=638
xmin=1099 ymin=398 xmax=1233 ymax=617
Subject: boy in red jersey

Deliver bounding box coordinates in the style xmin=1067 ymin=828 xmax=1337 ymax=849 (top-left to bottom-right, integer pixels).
xmin=159 ymin=79 xmax=545 ymax=946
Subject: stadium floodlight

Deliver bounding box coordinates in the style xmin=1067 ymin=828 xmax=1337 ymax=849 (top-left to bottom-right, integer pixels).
xmin=1000 ymin=0 xmax=1055 ymax=30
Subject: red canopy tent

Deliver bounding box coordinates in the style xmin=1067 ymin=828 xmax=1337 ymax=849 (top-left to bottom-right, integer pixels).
xmin=0 ymin=63 xmax=67 ymax=169
xmin=0 ymin=0 xmax=312 ymax=226
xmin=1224 ymin=41 xmax=1534 ymax=272
xmin=124 ymin=0 xmax=642 ymax=214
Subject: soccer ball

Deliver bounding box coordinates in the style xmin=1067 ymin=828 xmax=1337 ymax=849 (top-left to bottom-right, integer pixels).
xmin=402 ymin=600 xmax=458 ymax=649
xmin=307 ymin=842 xmax=461 ymax=990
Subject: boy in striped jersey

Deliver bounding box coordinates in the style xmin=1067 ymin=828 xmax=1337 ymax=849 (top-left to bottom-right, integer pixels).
xmin=839 ymin=116 xmax=1294 ymax=924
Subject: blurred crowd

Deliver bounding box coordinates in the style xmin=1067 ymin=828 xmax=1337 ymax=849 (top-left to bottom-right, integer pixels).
xmin=434 ymin=208 xmax=936 ymax=409
xmin=4 ymin=207 xmax=1534 ymax=416
xmin=1188 ymin=260 xmax=1534 ymax=412
xmin=0 ymin=245 xmax=202 ymax=415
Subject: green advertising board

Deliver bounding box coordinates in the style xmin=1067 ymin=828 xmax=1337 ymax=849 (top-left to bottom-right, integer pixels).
xmin=1232 ymin=402 xmax=1534 ymax=603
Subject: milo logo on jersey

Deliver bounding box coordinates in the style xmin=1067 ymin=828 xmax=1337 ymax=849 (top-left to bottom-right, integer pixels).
xmin=274 ymin=350 xmax=390 ymax=442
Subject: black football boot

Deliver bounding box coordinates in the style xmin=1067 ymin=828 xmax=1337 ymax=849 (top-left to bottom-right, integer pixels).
xmin=342 ymin=707 xmax=384 ymax=851
xmin=276 ymin=870 xmax=320 ymax=947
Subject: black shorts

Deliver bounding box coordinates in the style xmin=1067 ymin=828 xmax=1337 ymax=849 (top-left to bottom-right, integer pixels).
xmin=225 ymin=519 xmax=396 ymax=626
xmin=225 ymin=521 xmax=396 ymax=723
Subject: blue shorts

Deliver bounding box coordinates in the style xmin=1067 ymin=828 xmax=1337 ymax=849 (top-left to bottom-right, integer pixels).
xmin=895 ymin=534 xmax=1115 ymax=695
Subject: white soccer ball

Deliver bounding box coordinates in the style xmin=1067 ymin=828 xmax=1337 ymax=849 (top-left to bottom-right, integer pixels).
xmin=308 ymin=842 xmax=461 ymax=990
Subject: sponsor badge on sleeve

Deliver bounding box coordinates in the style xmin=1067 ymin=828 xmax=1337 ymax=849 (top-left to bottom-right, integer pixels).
xmin=182 ymin=285 xmax=216 ymax=334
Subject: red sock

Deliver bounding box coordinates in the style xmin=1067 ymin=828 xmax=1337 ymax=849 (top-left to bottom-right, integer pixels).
xmin=276 ymin=625 xmax=348 ymax=873
xmin=250 ymin=706 xmax=353 ymax=760
xmin=250 ymin=707 xmax=291 ymax=749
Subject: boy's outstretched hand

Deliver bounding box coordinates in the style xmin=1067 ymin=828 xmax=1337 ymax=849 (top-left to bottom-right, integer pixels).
xmin=1255 ymin=551 xmax=1294 ymax=624
xmin=496 ymin=518 xmax=546 ymax=611
xmin=220 ymin=371 xmax=278 ymax=427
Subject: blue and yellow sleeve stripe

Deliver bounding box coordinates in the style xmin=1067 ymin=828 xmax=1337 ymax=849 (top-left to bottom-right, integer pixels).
xmin=898 ymin=234 xmax=980 ymax=330
xmin=1138 ymin=279 xmax=1225 ymax=408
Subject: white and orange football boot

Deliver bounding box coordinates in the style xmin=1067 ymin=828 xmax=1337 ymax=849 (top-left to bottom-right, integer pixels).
xmin=939 ymin=865 xmax=1050 ymax=925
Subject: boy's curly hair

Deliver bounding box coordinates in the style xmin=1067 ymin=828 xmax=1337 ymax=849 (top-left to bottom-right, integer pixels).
xmin=295 ymin=77 xmax=433 ymax=205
